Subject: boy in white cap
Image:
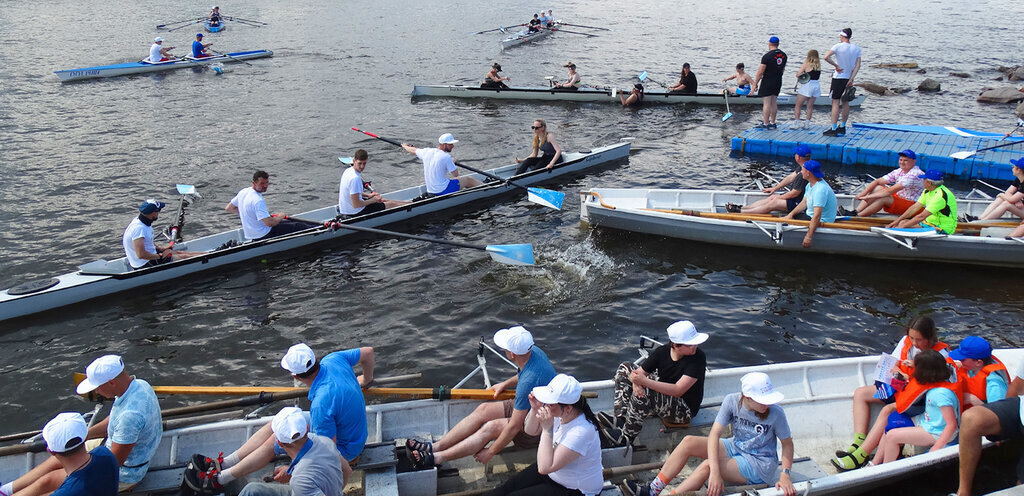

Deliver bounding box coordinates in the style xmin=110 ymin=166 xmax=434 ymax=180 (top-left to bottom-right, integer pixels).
xmin=183 ymin=344 xmax=373 ymax=492
xmin=609 ymin=320 xmax=708 ymax=445
xmin=406 ymin=325 xmax=556 ymax=468
xmin=624 ymin=372 xmax=795 ymax=496
xmin=33 ymin=412 xmax=119 ymax=495
xmin=2 ymin=355 xmax=162 ymax=495
xmin=401 ymin=134 xmax=483 ymax=198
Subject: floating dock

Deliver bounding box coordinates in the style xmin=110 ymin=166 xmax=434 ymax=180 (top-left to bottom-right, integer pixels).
xmin=730 ymin=122 xmax=1024 ymax=181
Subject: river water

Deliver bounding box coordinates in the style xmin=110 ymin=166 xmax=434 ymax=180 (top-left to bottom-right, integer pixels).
xmin=1 ymin=0 xmax=1022 ymax=481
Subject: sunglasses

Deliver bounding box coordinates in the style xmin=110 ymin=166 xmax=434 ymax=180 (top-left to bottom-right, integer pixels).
xmin=531 ymin=125 xmax=544 ymax=130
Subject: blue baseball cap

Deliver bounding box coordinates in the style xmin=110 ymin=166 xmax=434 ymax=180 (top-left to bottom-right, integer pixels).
xmin=950 ymin=336 xmax=992 ymax=361
xmin=803 ymin=160 xmax=824 ymax=178
xmin=139 ymin=199 xmax=166 ymax=215
xmin=196 ymin=33 xmax=203 ymax=38
xmin=1011 ymin=157 xmax=1024 ymax=168
xmin=919 ymin=169 xmax=944 ymax=181
xmin=898 ymin=149 xmax=917 ymax=160
xmin=794 ymin=144 xmax=812 ymax=157
xmin=768 ymin=36 xmax=780 ymax=44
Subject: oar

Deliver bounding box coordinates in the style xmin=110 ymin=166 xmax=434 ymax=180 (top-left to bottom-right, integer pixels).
xmin=950 ymin=130 xmax=1024 ymax=160
xmin=156 ymin=17 xmax=203 ymax=29
xmin=350 ymin=127 xmax=565 ymax=210
xmin=225 ymin=16 xmax=267 ymax=25
xmin=552 ymin=28 xmax=598 ymax=37
xmin=209 ymin=48 xmax=253 ymax=66
xmin=72 ymin=373 xmax=422 ymax=396
xmin=723 ymin=91 xmax=733 ymax=122
xmin=558 ymin=22 xmax=611 ymax=31
xmin=166 ymin=19 xmax=203 ymax=32
xmin=637 ymin=71 xmax=667 ymax=89
xmin=473 ymin=23 xmax=524 ymax=35
xmin=228 ymin=18 xmax=264 ymax=27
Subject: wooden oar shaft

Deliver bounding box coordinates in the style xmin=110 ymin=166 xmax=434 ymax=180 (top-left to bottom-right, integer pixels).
xmin=645 ymin=209 xmax=875 ymax=231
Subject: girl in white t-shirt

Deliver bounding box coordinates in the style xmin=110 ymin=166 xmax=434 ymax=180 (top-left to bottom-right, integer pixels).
xmin=484 ymin=374 xmax=604 ymax=496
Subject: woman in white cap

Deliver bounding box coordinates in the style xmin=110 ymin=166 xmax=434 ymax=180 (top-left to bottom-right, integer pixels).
xmin=484 ymin=374 xmax=603 ymax=496
xmin=624 ymin=372 xmax=795 ymax=496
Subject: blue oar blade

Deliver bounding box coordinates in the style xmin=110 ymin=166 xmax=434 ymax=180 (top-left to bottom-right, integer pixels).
xmin=338 ymin=156 xmax=353 ymax=164
xmin=637 ymin=71 xmax=648 ymax=81
xmin=722 ymin=112 xmax=733 ymax=122
xmin=526 ymin=187 xmax=565 ymax=210
xmin=176 ymin=184 xmax=197 ymax=195
xmin=485 ymin=244 xmax=535 ymax=266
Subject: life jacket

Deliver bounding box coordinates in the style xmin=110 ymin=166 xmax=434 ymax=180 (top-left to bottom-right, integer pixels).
xmin=959 ymin=357 xmax=1010 ymax=406
xmin=895 ymin=338 xmax=950 ymax=376
xmin=894 ymin=362 xmax=964 ymax=414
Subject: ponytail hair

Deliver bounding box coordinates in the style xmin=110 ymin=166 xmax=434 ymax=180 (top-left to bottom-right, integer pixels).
xmin=563 ymin=396 xmax=600 ymax=430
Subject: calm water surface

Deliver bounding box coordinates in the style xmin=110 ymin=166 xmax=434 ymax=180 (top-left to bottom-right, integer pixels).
xmin=0 ymin=0 xmax=1022 ymax=469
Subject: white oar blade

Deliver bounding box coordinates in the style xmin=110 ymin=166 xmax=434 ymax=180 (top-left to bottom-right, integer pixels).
xmin=527 ymin=187 xmax=565 ymax=210
xmin=950 ymin=151 xmax=974 ymax=160
xmin=722 ymin=112 xmax=733 ymax=122
xmin=485 ymin=244 xmax=535 ymax=265
xmin=338 ymin=156 xmax=353 ymax=164
xmin=176 ymin=184 xmax=197 ymax=195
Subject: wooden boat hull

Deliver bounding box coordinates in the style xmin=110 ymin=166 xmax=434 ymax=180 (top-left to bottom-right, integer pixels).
xmin=0 ymin=143 xmax=630 ymax=322
xmin=54 ymin=50 xmax=271 ymax=82
xmin=580 ymin=188 xmax=1024 ymax=268
xmin=411 ymin=85 xmax=866 ymax=107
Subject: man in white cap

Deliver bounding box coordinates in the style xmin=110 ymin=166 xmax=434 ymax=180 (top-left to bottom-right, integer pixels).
xmin=608 ymin=320 xmax=708 ymax=445
xmin=148 ymin=37 xmax=175 ymax=63
xmin=405 ymin=325 xmax=557 ymax=468
xmin=2 ymin=356 xmax=162 ymax=495
xmin=33 ymin=412 xmax=120 ymax=495
xmin=401 ymin=134 xmax=483 ymax=199
xmin=184 ymin=344 xmax=374 ymax=491
xmin=123 ymin=199 xmax=204 ymax=270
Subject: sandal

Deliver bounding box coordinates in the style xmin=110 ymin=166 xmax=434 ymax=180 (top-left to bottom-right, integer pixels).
xmin=409 ymin=446 xmax=436 ymax=469
xmin=725 ymin=203 xmax=742 ymax=213
xmin=405 ymin=438 xmax=433 ymax=454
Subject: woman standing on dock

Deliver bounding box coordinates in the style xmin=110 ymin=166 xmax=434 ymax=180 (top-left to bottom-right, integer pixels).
xmin=794 ymin=50 xmax=821 ymax=128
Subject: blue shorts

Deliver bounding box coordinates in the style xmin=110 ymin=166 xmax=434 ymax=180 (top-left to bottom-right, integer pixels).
xmin=437 ymin=179 xmax=460 ymax=195
xmin=722 ymin=438 xmax=765 ymax=484
xmin=736 ymin=86 xmax=751 ymax=96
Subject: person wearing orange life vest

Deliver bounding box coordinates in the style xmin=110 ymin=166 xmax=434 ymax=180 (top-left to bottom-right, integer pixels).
xmin=831 ymin=316 xmax=950 ymax=471
xmin=951 ymin=336 xmax=1009 ymax=409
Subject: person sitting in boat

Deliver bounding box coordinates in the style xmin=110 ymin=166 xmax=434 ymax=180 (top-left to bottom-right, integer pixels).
xmin=727 ymin=144 xmax=813 ymax=215
xmin=514 ymin=119 xmax=562 ymax=175
xmin=952 ymin=336 xmax=1009 ymax=409
xmin=607 ymin=320 xmax=707 ymax=447
xmin=538 ymin=10 xmax=553 ymax=28
xmin=3 ymin=355 xmax=163 ymax=495
xmin=482 ymin=374 xmax=603 ymax=496
xmin=722 ymin=62 xmax=754 ymax=96
xmin=123 ymin=199 xmax=203 ymax=270
xmin=619 ymin=83 xmax=645 ymax=107
xmin=831 ymin=316 xmax=950 ymax=470
xmin=528 ymin=13 xmax=542 ymax=32
xmin=623 ymin=372 xmax=795 ymax=496
xmin=37 ymin=412 xmax=120 ymax=496
xmin=225 ymin=170 xmax=317 ymax=241
xmin=481 ymin=62 xmax=511 ymax=89
xmin=782 ymin=160 xmax=836 ymax=248
xmin=406 ymin=326 xmax=557 ymax=469
xmin=839 ymin=149 xmax=924 ymax=217
xmin=886 ymin=169 xmax=958 ymax=234
xmin=401 ymin=133 xmax=483 ymax=199
xmin=337 ymin=149 xmax=410 ymax=218
xmin=667 ymin=63 xmax=698 ymax=94
xmin=148 ymin=37 xmax=175 ymax=63
xmin=183 ymin=344 xmax=375 ymax=492
xmin=553 ymin=62 xmax=580 ymax=91
xmin=191 ymin=33 xmax=212 ymax=58
xmin=208 ymin=6 xmax=222 ymax=26
xmin=226 ymin=407 xmax=345 ymax=496
xmin=966 ymin=156 xmax=1024 ymax=222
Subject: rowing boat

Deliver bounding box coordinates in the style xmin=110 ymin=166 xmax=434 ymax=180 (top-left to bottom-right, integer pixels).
xmin=411 ymin=85 xmax=867 ymax=106
xmin=54 ymin=50 xmax=271 ymax=82
xmin=3 ymin=346 xmax=1019 ymax=495
xmin=205 ymin=20 xmax=225 ymax=32
xmin=500 ymin=22 xmax=560 ymax=49
xmin=0 ymin=143 xmax=630 ymax=323
xmin=580 ymin=188 xmax=1024 ymax=268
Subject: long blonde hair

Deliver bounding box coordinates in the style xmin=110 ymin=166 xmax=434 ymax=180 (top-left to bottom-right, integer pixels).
xmin=531 ymin=119 xmax=548 ymax=150
xmin=805 ymin=50 xmax=821 ymax=71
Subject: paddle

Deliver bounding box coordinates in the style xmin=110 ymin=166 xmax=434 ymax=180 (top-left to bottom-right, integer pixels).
xmin=474 ymin=23 xmax=525 ymax=35
xmin=156 ymin=17 xmax=203 ymax=29
xmin=72 ymin=373 xmax=421 ymax=396
xmin=225 ymin=15 xmax=267 ymax=25
xmin=950 ymin=128 xmax=1024 ymax=160
xmin=350 ymin=127 xmax=565 ymax=210
xmin=552 ymin=28 xmax=598 ymax=37
xmin=167 ymin=184 xmax=199 ymax=248
xmin=636 ymin=71 xmax=667 ymax=89
xmin=227 ymin=17 xmax=264 ymax=27
xmin=166 ymin=19 xmax=203 ymax=32
xmin=209 ymin=48 xmax=253 ymax=66
xmin=558 ymin=22 xmax=611 ymax=31
xmin=723 ymin=91 xmax=733 ymax=122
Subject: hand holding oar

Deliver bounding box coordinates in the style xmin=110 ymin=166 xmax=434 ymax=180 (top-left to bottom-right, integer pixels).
xmin=209 ymin=48 xmax=253 ymax=66
xmin=350 ymin=127 xmax=565 ymax=210
xmin=157 ymin=17 xmax=203 ymax=29
xmin=474 ymin=23 xmax=524 ymax=35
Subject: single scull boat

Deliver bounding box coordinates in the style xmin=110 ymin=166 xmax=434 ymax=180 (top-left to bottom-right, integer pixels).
xmin=54 ymin=50 xmax=272 ymax=82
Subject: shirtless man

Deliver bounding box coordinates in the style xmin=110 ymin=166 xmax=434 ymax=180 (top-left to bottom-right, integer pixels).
xmin=722 ymin=63 xmax=754 ymax=96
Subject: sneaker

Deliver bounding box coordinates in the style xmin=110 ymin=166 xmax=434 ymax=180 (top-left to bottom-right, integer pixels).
xmin=754 ymin=122 xmax=770 ymax=129
xmin=823 ymin=128 xmax=838 ymax=137
xmin=836 ymin=126 xmax=847 ymax=136
xmin=622 ymin=479 xmax=652 ymax=496
xmin=181 ymin=453 xmax=224 ymax=495
xmin=838 ymin=206 xmax=858 ymax=217
xmin=960 ymin=213 xmax=979 ymax=223
xmin=768 ymin=123 xmax=778 ymax=129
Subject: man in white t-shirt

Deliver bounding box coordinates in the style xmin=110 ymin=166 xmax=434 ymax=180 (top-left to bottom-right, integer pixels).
xmin=337 ymin=149 xmax=410 ymax=218
xmin=822 ymin=28 xmax=862 ymax=137
xmin=401 ymin=133 xmax=482 ymax=199
xmin=122 ymin=199 xmax=203 ymax=270
xmin=148 ymin=37 xmax=175 ymax=63
xmin=226 ymin=171 xmax=316 ymax=241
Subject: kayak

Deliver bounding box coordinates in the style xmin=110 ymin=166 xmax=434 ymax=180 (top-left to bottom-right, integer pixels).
xmin=54 ymin=50 xmax=271 ymax=82
xmin=204 ymin=20 xmax=225 ymax=32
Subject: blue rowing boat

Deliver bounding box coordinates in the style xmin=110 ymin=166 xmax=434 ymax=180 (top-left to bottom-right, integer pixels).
xmin=54 ymin=50 xmax=272 ymax=82
xmin=205 ymin=20 xmax=225 ymax=32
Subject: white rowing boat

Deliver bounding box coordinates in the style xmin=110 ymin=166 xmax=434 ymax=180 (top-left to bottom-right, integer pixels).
xmin=4 ymin=346 xmax=1019 ymax=495
xmin=54 ymin=50 xmax=272 ymax=82
xmin=0 ymin=143 xmax=630 ymax=323
xmin=499 ymin=22 xmax=560 ymax=49
xmin=579 ymin=188 xmax=1024 ymax=268
xmin=411 ymin=85 xmax=867 ymax=107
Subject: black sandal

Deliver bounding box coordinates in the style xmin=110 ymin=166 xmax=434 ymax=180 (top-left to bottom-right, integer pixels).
xmin=725 ymin=202 xmax=742 ymax=213
xmin=405 ymin=438 xmax=432 ymax=454
xmin=409 ymin=446 xmax=436 ymax=469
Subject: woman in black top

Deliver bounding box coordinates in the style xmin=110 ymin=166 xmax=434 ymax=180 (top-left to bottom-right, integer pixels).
xmin=515 ymin=119 xmax=563 ymax=175
xmin=482 ymin=63 xmax=510 ymax=89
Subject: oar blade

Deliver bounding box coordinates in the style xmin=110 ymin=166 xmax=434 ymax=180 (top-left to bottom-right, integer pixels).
xmin=485 ymin=244 xmax=535 ymax=266
xmin=950 ymin=150 xmax=975 ymax=160
xmin=176 ymin=184 xmax=197 ymax=195
xmin=637 ymin=71 xmax=648 ymax=81
xmin=338 ymin=156 xmax=353 ymax=164
xmin=527 ymin=187 xmax=565 ymax=210
xmin=722 ymin=112 xmax=733 ymax=122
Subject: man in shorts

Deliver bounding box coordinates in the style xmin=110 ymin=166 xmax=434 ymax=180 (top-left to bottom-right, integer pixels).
xmin=886 ymin=169 xmax=958 ymax=234
xmin=753 ymin=36 xmax=787 ymax=129
xmin=783 ymin=160 xmax=837 ymax=248
xmin=954 ymin=394 xmax=1024 ymax=495
xmin=841 ymin=149 xmax=924 ymax=217
xmin=823 ymin=28 xmax=862 ymax=137
xmin=402 ymin=133 xmax=483 ymax=199
xmin=729 ymin=144 xmax=813 ymax=215
xmin=337 ymin=149 xmax=410 ymax=218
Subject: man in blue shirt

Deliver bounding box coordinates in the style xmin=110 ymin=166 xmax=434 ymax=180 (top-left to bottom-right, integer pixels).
xmin=783 ymin=160 xmax=837 ymax=248
xmin=43 ymin=412 xmax=119 ymax=496
xmin=192 ymin=33 xmax=212 ymax=58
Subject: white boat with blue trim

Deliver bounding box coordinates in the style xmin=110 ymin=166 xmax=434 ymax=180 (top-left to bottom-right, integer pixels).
xmin=54 ymin=50 xmax=272 ymax=82
xmin=412 ymin=85 xmax=867 ymax=106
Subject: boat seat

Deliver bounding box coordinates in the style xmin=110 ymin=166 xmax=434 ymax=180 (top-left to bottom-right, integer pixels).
xmin=78 ymin=259 xmax=130 ymax=275
xmin=659 ymin=417 xmax=691 ymax=431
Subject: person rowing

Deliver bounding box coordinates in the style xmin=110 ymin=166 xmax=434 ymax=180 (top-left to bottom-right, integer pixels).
xmin=839 ymin=149 xmax=923 ymax=217
xmin=667 ymin=63 xmax=698 ymax=94
xmin=722 ymin=62 xmax=754 ymax=96
xmin=726 ymin=144 xmax=812 ymax=215
xmin=538 ymin=10 xmax=553 ymax=28
xmin=782 ymin=160 xmax=836 ymax=248
xmin=147 ymin=37 xmax=175 ymax=63
xmin=619 ymin=83 xmax=644 ymax=107
xmin=225 ymin=170 xmax=318 ymax=241
xmin=514 ymin=119 xmax=562 ymax=174
xmin=553 ymin=62 xmax=580 ymax=91
xmin=401 ymin=133 xmax=482 ymax=199
xmin=885 ymin=169 xmax=958 ymax=234
xmin=481 ymin=62 xmax=510 ymax=89
xmin=208 ymin=6 xmax=222 ymax=27
xmin=191 ymin=33 xmax=212 ymax=58
xmin=528 ymin=13 xmax=542 ymax=33
xmin=337 ymin=149 xmax=410 ymax=218
xmin=123 ymin=200 xmax=203 ymax=270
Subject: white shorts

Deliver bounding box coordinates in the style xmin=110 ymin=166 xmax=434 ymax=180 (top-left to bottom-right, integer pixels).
xmin=797 ymin=80 xmax=821 ymax=98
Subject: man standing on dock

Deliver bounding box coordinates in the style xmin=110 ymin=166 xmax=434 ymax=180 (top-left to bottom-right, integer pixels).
xmin=753 ymin=36 xmax=787 ymax=129
xmin=823 ymin=28 xmax=862 ymax=137
xmin=783 ymin=160 xmax=837 ymax=247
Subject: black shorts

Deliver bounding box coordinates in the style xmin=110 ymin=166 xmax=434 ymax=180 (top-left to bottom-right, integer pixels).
xmin=983 ymin=397 xmax=1024 ymax=443
xmin=361 ymin=201 xmax=386 ymax=215
xmin=133 ymin=257 xmax=171 ymax=270
xmin=786 ymin=198 xmax=801 ymax=212
xmin=830 ymin=78 xmax=850 ymax=100
xmin=758 ymin=78 xmax=782 ymax=97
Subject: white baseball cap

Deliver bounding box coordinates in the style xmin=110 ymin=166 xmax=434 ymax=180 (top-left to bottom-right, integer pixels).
xmin=493 ymin=325 xmax=534 ymax=355
xmin=271 ymin=406 xmax=309 ymax=444
xmin=281 ymin=343 xmax=316 ymax=375
xmin=531 ymin=374 xmax=582 ymax=404
xmin=43 ymin=412 xmax=88 ymax=453
xmin=154 ymin=37 xmax=163 ymax=43
xmin=740 ymin=372 xmax=784 ymax=405
xmin=666 ymin=320 xmax=708 ymax=345
xmin=438 ymin=133 xmax=459 ymax=144
xmin=76 ymin=355 xmax=125 ymax=394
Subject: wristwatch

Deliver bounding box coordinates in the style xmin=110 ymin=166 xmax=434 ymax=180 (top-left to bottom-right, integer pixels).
xmin=783 ymin=468 xmax=792 ymax=475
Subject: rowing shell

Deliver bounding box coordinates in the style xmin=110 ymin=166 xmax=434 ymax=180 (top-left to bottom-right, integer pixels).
xmin=500 ymin=22 xmax=560 ymax=49
xmin=0 ymin=143 xmax=630 ymax=323
xmin=412 ymin=85 xmax=867 ymax=107
xmin=205 ymin=20 xmax=225 ymax=32
xmin=54 ymin=50 xmax=271 ymax=82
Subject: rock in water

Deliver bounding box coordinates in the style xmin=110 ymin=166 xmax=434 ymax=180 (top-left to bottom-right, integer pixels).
xmin=872 ymin=62 xmax=919 ymax=69
xmin=918 ymin=79 xmax=941 ymax=92
xmin=856 ymin=82 xmax=890 ymax=95
xmin=1016 ymin=100 xmax=1024 ymax=119
xmin=950 ymin=72 xmax=970 ymax=78
xmin=1011 ymin=67 xmax=1024 ymax=81
xmin=976 ymin=86 xmax=1024 ymax=104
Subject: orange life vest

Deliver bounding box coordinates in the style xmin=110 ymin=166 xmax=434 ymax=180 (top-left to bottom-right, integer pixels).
xmin=895 ymin=338 xmax=950 ymax=377
xmin=894 ymin=363 xmax=964 ymax=414
xmin=959 ymin=357 xmax=1009 ymax=406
